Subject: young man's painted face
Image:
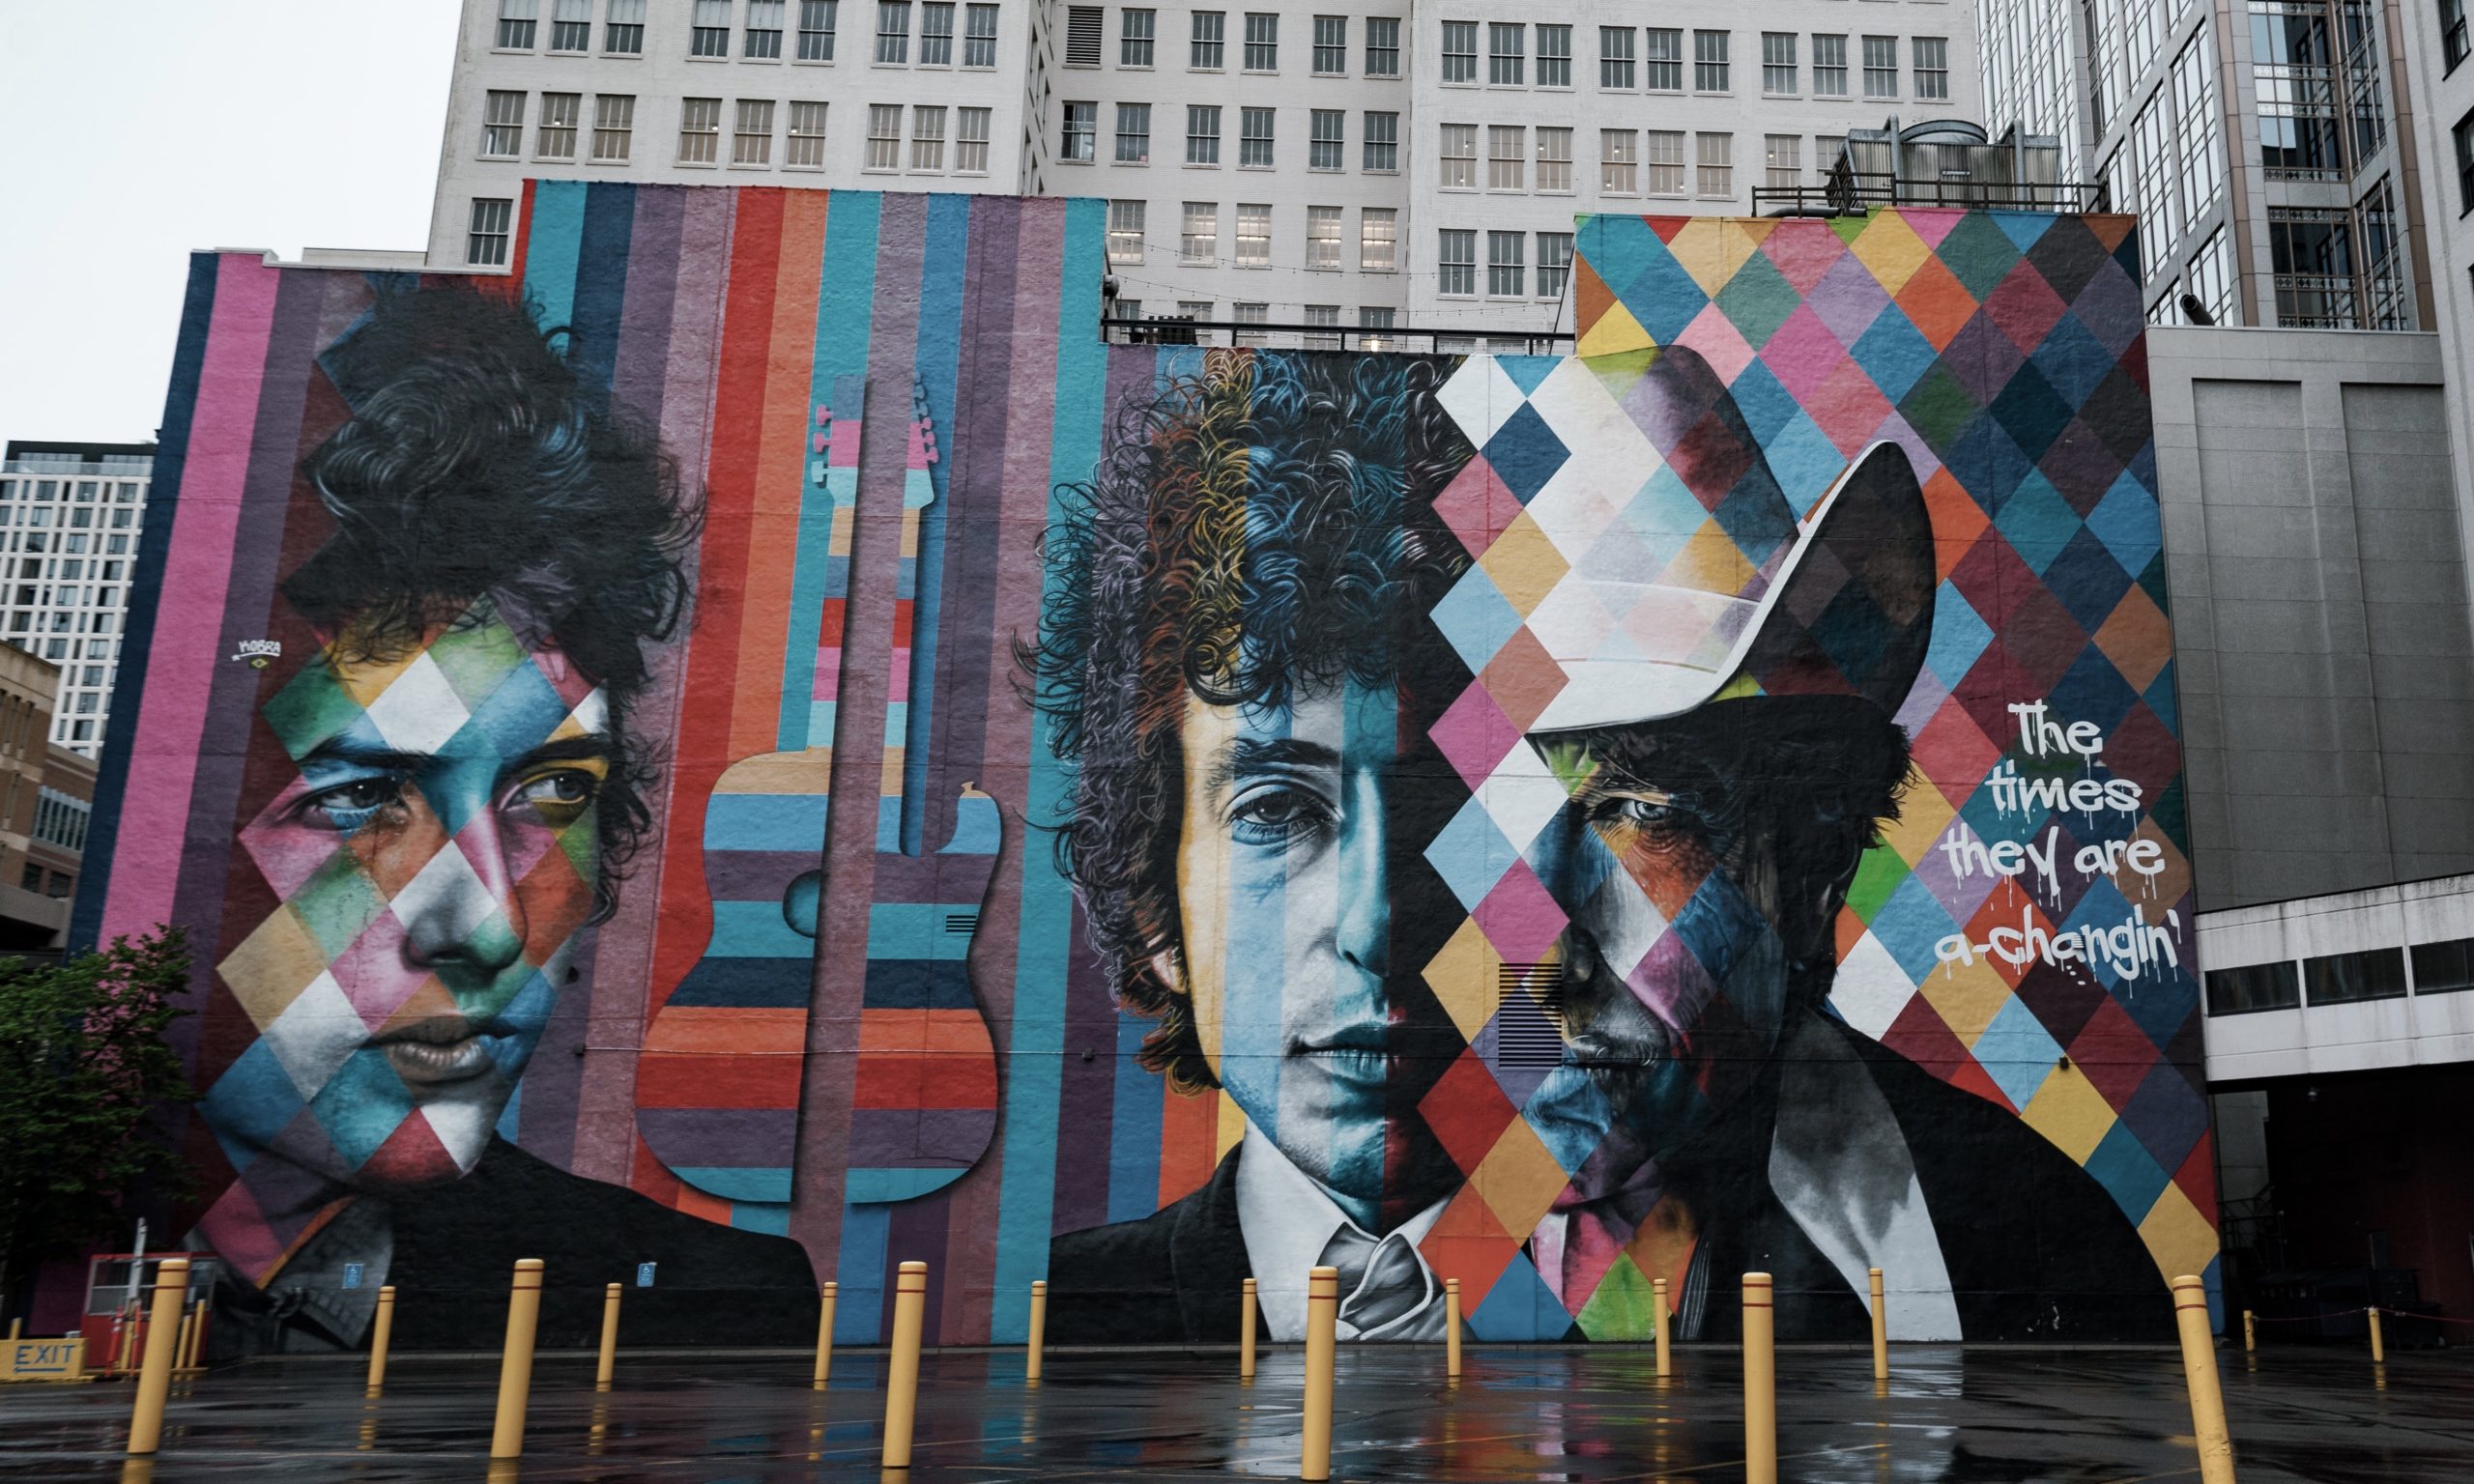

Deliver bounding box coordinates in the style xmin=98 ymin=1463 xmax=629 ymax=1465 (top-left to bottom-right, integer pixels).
xmin=1167 ymin=677 xmax=1465 ymax=1230
xmin=205 ymin=602 xmax=610 ymax=1191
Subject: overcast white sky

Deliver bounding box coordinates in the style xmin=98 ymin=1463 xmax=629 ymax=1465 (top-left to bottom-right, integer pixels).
xmin=0 ymin=3 xmax=461 ymax=446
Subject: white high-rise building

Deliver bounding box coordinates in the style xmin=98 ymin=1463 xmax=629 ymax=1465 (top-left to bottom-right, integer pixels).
xmin=0 ymin=442 xmax=153 ymax=757
xmin=431 ymin=0 xmax=1981 ymax=340
xmin=1978 ymin=0 xmax=2431 ymax=329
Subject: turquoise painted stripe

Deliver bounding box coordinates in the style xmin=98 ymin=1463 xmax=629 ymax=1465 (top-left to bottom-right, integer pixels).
xmin=522 ymin=180 xmax=588 ymax=340
xmin=676 ymin=1166 xmax=793 ymax=1203
xmin=867 ymin=901 xmax=976 ymax=958
xmin=705 ymin=900 xmax=819 ymax=957
xmin=992 ymin=198 xmax=1110 ymax=1342
xmin=833 ymin=1201 xmax=891 ymax=1341
xmin=1106 ymin=1009 xmax=1166 ymax=1223
xmin=782 ymin=192 xmax=883 ymax=752
xmin=900 ymin=194 xmax=971 ymax=853
xmin=705 ymin=793 xmax=830 ymax=848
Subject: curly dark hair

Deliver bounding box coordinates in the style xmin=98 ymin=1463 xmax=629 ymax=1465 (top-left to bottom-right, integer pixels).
xmin=283 ymin=284 xmax=701 ymax=920
xmin=1022 ymin=350 xmax=1477 ymax=1090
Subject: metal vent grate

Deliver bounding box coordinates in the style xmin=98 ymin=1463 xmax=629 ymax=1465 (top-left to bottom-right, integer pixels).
xmin=1496 ymin=962 xmax=1566 ymax=1068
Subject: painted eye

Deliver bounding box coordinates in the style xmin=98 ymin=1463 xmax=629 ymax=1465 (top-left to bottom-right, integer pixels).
xmin=299 ymin=776 xmax=407 ymax=831
xmin=1227 ymin=785 xmax=1334 ymax=846
xmin=1587 ymin=792 xmax=1690 ymax=836
xmin=510 ymin=769 xmax=600 ymax=813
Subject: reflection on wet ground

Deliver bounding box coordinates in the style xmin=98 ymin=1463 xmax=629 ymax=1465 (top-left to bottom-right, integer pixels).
xmin=3 ymin=1343 xmax=2470 ymax=1481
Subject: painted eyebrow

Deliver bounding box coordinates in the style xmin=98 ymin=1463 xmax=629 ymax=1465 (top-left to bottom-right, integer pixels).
xmin=1201 ymin=736 xmax=1341 ymax=796
xmin=300 ymin=732 xmax=615 ymax=775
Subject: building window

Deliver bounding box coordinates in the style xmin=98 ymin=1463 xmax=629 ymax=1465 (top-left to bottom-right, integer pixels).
xmin=605 ymin=0 xmax=646 ymax=51
xmin=1313 ymin=14 xmax=1345 ymax=72
xmin=2448 ymin=0 xmax=2471 ymax=69
xmin=2205 ymin=960 xmax=2300 ymax=1014
xmin=1536 ymin=126 xmax=1571 ymax=191
xmin=1108 ymin=199 xmax=1145 ymax=262
xmin=1366 ymin=15 xmax=1399 ymax=75
xmin=1232 ymin=301 xmax=1269 ymax=347
xmin=2187 ymin=227 xmax=2233 ymax=322
xmin=1696 ymin=131 xmax=1732 ymax=195
xmin=1765 ymin=133 xmax=1800 ymax=187
xmin=1062 ymin=100 xmax=1096 ymax=160
xmin=1813 ymin=34 xmax=1847 ymax=97
xmin=1537 ymin=23 xmax=1570 ymax=86
xmin=1183 ymin=201 xmax=1219 ymax=261
xmin=2305 ymin=947 xmax=2408 ymax=1004
xmin=679 ymin=96 xmax=722 ymax=161
xmin=481 ymin=90 xmax=526 ymax=157
xmin=799 ymin=0 xmax=838 ymax=59
xmin=1489 ymin=22 xmax=1524 ymax=84
xmin=1310 ymin=109 xmax=1344 ymax=169
xmin=1303 ymin=304 xmax=1342 ymax=350
xmin=1693 ymin=30 xmax=1728 ymax=91
xmin=2456 ymin=107 xmax=2474 ymax=212
xmin=1307 ymin=205 xmax=1343 ymax=268
xmin=1442 ymin=20 xmax=1478 ymax=82
xmin=917 ymin=1 xmax=953 ymax=61
xmin=2271 ymin=207 xmax=2356 ymax=325
xmin=1243 ymin=12 xmax=1278 ymax=69
xmin=1065 ymin=5 xmax=1103 ymax=63
xmin=1601 ymin=128 xmax=1638 ymax=193
xmin=1363 ymin=110 xmax=1397 ymax=170
xmin=1538 ymin=232 xmax=1572 ymax=298
xmin=1644 ymin=28 xmax=1682 ymax=90
xmin=1360 ymin=207 xmax=1395 ymax=270
xmin=910 ymin=102 xmax=945 ymax=167
xmin=537 ymin=92 xmax=580 ymax=158
xmin=2174 ymin=36 xmax=2224 ymax=222
xmin=787 ymin=100 xmax=827 ymax=166
xmin=18 ymin=864 xmax=40 ymax=894
xmin=734 ymin=99 xmax=775 ymax=163
xmin=1117 ymin=101 xmax=1152 ymax=161
xmin=1123 ymin=6 xmax=1155 ymax=64
xmin=1487 ymin=231 xmax=1524 ymax=296
xmin=1192 ymin=10 xmax=1224 ymax=68
xmin=692 ymin=0 xmax=732 ymax=54
xmin=1487 ymin=125 xmax=1524 ymax=189
xmin=869 ymin=101 xmax=905 ymax=167
xmin=497 ymin=0 xmax=538 ymax=49
xmin=1188 ymin=104 xmax=1222 ymax=163
xmin=747 ymin=0 xmax=786 ymax=55
xmin=1914 ymin=36 xmax=1948 ymax=100
xmin=551 ymin=0 xmax=591 ymax=50
xmin=2132 ymin=96 xmax=2181 ymax=277
xmin=956 ymin=104 xmax=990 ymax=169
xmin=1862 ymin=34 xmax=1897 ymax=98
xmin=591 ymin=93 xmax=636 ymax=158
xmin=1236 ymin=203 xmax=1271 ymax=266
xmin=2412 ymin=937 xmax=2474 ymax=993
xmin=877 ymin=0 xmax=910 ymax=61
xmin=468 ymin=198 xmax=513 ymax=266
xmin=1440 ymin=122 xmax=1477 ymax=187
xmin=1762 ymin=32 xmax=1796 ymax=94
xmin=1600 ymin=27 xmax=1635 ymax=89
xmin=1240 ymin=106 xmax=1275 ymax=165
xmin=964 ymin=2 xmax=996 ymax=64
xmin=1438 ymin=229 xmax=1477 ymax=295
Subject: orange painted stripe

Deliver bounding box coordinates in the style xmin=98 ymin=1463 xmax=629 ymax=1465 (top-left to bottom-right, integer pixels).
xmin=634 ymin=1053 xmax=804 ymax=1107
xmin=852 ymin=1056 xmax=1000 ymax=1108
xmin=856 ymin=1009 xmax=999 ymax=1054
xmin=641 ymin=1006 xmax=810 ymax=1055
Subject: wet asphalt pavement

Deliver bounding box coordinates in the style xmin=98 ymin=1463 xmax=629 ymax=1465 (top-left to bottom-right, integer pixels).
xmin=2 ymin=1342 xmax=2469 ymax=1482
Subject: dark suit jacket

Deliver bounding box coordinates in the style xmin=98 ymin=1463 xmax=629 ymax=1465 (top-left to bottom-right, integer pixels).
xmin=1047 ymin=1017 xmax=2172 ymax=1343
xmin=213 ymin=1138 xmax=819 ymax=1355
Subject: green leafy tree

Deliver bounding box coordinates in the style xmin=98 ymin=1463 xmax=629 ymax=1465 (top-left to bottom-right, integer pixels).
xmin=0 ymin=930 xmax=195 ymax=1309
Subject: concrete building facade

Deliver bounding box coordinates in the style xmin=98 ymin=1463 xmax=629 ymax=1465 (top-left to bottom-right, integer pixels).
xmin=1979 ymin=0 xmax=2433 ymax=330
xmin=0 ymin=643 xmax=92 ymax=951
xmin=0 ymin=442 xmax=153 ymax=757
xmin=432 ymin=0 xmax=1982 ymax=339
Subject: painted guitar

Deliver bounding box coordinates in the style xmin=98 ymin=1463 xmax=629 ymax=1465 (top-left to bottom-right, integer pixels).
xmin=632 ymin=373 xmax=999 ymax=1214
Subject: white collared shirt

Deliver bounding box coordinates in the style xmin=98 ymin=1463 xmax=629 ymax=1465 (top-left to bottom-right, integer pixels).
xmin=1232 ymin=1123 xmax=1451 ymax=1340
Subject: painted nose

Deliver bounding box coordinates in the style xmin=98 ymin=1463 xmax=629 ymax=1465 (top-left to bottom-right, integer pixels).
xmin=1335 ymin=778 xmax=1389 ymax=979
xmin=400 ymin=813 xmax=529 ymax=982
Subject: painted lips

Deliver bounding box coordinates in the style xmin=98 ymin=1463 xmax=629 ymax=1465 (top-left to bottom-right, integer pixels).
xmin=370 ymin=1017 xmax=502 ymax=1086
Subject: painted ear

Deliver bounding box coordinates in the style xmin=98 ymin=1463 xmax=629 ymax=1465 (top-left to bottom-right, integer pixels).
xmin=1738 ymin=443 xmax=1936 ymax=717
xmin=1146 ymin=949 xmax=1187 ymax=999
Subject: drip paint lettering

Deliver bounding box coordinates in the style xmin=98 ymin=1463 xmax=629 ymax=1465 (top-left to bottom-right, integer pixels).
xmin=1934 ymin=902 xmax=2183 ymax=983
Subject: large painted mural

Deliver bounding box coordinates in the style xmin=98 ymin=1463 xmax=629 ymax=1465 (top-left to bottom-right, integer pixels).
xmin=77 ymin=184 xmax=2211 ymax=1354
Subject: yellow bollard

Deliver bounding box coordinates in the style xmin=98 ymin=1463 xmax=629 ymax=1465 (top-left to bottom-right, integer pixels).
xmin=1445 ymin=1277 xmax=1462 ymax=1380
xmin=2170 ymin=1274 xmax=2236 ymax=1484
xmin=488 ymin=1259 xmax=545 ymax=1461
xmin=1300 ymin=1265 xmax=1339 ymax=1483
xmin=814 ymin=1281 xmax=839 ymax=1387
xmin=2368 ymin=1306 xmax=2385 ymax=1364
xmin=596 ymin=1282 xmax=622 ymax=1391
xmin=126 ymin=1259 xmax=190 ymax=1454
xmin=1742 ymin=1271 xmax=1776 ymax=1484
xmin=1653 ymin=1275 xmax=1671 ymax=1379
xmin=185 ymin=1300 xmax=207 ymax=1372
xmin=365 ymin=1286 xmax=394 ymax=1396
xmin=1239 ymin=1278 xmax=1258 ymax=1381
xmin=7 ymin=1317 xmax=18 ymax=1339
xmin=2242 ymin=1309 xmax=2256 ymax=1353
xmin=1868 ymin=1267 xmax=1888 ymax=1383
xmin=171 ymin=1308 xmax=194 ymax=1378
xmin=881 ymin=1261 xmax=929 ymax=1470
xmin=1025 ymin=1280 xmax=1048 ymax=1383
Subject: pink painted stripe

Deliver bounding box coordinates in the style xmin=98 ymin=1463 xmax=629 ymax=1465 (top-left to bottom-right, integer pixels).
xmin=101 ymin=254 xmax=281 ymax=942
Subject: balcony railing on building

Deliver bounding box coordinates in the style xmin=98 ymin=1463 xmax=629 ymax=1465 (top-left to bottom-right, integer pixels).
xmin=1101 ymin=314 xmax=1570 ymax=356
xmin=1753 ymin=118 xmax=2096 ymax=215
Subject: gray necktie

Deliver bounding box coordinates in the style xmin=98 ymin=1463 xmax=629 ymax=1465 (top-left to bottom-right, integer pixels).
xmin=1320 ymin=1224 xmax=1433 ymax=1334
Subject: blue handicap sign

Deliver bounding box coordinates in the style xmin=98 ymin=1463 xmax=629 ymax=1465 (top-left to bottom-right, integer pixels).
xmin=636 ymin=1262 xmax=657 ymax=1288
xmin=342 ymin=1263 xmax=364 ymax=1290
